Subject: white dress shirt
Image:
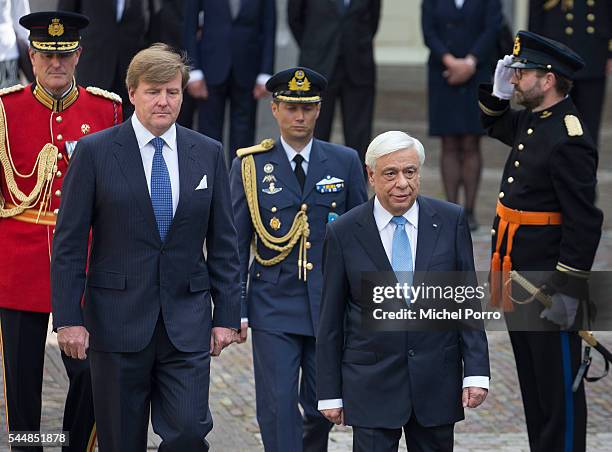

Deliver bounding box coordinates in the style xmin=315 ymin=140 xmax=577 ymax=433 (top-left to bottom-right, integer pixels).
xmin=131 ymin=114 xmax=180 ymax=216
xmin=281 ymin=136 xmax=312 ymax=174
xmin=318 ymin=197 xmax=489 ymax=411
xmin=455 ymin=0 xmax=465 ymax=8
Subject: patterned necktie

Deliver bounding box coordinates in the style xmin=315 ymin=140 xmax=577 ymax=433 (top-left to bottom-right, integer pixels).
xmin=293 ymin=154 xmax=306 ymax=191
xmin=391 ymin=216 xmax=414 ymax=290
xmin=229 ymin=0 xmax=240 ymax=19
xmin=150 ymin=137 xmax=173 ymax=241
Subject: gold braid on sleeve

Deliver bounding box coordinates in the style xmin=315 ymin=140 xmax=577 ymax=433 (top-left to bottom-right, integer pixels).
xmin=241 ymin=154 xmax=311 ymax=281
xmin=0 ymin=98 xmax=58 ymax=220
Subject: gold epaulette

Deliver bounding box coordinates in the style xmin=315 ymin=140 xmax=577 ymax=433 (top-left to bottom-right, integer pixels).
xmin=0 ymin=84 xmax=25 ymax=97
xmin=86 ymin=86 xmax=122 ymax=103
xmin=564 ymin=115 xmax=583 ymax=137
xmin=236 ymin=139 xmax=275 ymax=158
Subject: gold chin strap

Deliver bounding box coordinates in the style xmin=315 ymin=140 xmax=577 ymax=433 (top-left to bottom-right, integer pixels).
xmin=241 ymin=154 xmax=311 ymax=281
xmin=0 ymin=98 xmax=58 ymax=220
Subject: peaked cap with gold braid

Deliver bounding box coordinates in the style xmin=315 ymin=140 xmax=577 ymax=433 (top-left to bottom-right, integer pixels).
xmin=237 ymin=139 xmax=312 ymax=280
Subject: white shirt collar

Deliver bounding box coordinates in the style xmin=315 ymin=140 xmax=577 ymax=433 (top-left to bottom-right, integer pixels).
xmin=373 ymin=196 xmax=419 ymax=232
xmin=280 ymin=136 xmax=313 ymax=164
xmin=131 ymin=114 xmax=177 ymax=152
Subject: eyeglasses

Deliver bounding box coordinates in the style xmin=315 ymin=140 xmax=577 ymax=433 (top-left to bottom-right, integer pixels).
xmin=513 ymin=68 xmax=548 ymax=81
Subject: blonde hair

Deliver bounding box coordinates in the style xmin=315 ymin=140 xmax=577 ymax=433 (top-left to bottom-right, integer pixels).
xmin=126 ymin=43 xmax=189 ymax=91
xmin=365 ymin=131 xmax=426 ymax=170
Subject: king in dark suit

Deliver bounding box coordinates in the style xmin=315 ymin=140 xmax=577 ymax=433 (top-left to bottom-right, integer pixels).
xmin=317 ymin=131 xmax=490 ymax=452
xmin=230 ymin=67 xmax=367 ymax=451
xmin=51 ymin=44 xmax=241 ymax=452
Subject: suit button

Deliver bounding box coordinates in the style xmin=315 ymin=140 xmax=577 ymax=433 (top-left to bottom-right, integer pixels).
xmin=256 ymin=272 xmax=261 ymax=278
xmin=587 ymin=0 xmax=594 ymax=5
xmin=56 ymin=115 xmax=62 ymax=123
xmin=565 ymin=26 xmax=573 ymax=35
xmin=56 ymin=170 xmax=62 ymax=177
xmin=587 ymin=13 xmax=595 ymax=21
xmin=57 ymin=152 xmax=63 ymax=160
xmin=56 ymin=134 xmax=63 ymax=141
xmin=498 ymin=192 xmax=505 ymax=199
xmin=565 ymin=13 xmax=573 ymax=20
xmin=305 ymin=241 xmax=311 ymax=249
xmin=517 ymin=144 xmax=524 ymax=151
xmin=587 ymin=26 xmax=595 ymax=34
xmin=53 ymin=208 xmax=59 ymax=215
xmin=527 ymin=128 xmax=533 ymax=135
xmin=408 ymin=349 xmax=415 ymax=357
xmin=301 ymin=204 xmax=308 ymax=212
xmin=305 ymin=262 xmax=314 ymax=271
xmin=55 ymin=189 xmax=61 ymax=197
xmin=331 ymin=201 xmax=337 ymax=208
xmin=491 ymin=228 xmax=496 ymax=236
xmin=514 ymin=160 xmax=520 ymax=168
xmin=271 ymin=206 xmax=277 ymax=213
xmin=507 ymin=177 xmax=514 ymax=183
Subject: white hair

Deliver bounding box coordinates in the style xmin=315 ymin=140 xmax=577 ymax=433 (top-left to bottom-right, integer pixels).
xmin=365 ymin=131 xmax=426 ymax=170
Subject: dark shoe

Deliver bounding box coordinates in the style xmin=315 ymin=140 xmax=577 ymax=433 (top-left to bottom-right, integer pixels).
xmin=467 ymin=211 xmax=479 ymax=232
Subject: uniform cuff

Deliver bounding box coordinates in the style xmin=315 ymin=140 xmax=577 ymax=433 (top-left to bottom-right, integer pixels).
xmin=478 ymin=83 xmax=510 ymax=116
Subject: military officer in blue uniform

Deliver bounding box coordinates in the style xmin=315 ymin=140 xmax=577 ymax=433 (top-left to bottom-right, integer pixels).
xmin=230 ymin=67 xmax=367 ymax=452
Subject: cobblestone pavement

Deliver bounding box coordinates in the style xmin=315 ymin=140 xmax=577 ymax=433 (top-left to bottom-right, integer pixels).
xmin=1 ymin=71 xmax=611 ymax=451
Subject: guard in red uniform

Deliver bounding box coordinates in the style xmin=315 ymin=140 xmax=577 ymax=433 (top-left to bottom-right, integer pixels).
xmin=0 ymin=11 xmax=122 ymax=452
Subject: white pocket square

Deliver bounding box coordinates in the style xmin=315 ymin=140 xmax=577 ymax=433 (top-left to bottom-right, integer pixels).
xmin=195 ymin=174 xmax=208 ymax=190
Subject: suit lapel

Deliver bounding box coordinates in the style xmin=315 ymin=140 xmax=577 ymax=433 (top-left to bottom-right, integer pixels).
xmin=302 ymin=139 xmax=328 ymax=199
xmin=113 ymin=121 xmax=159 ymax=237
xmin=165 ymin=126 xmax=198 ymax=240
xmin=355 ymin=198 xmax=393 ymax=273
xmin=414 ymin=196 xmax=441 ymax=272
xmin=269 ymin=140 xmax=302 ymax=197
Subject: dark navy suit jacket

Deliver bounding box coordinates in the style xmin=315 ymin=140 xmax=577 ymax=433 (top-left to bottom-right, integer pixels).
xmin=317 ymin=196 xmax=490 ymax=428
xmin=229 ymin=139 xmax=367 ymax=335
xmin=183 ymin=0 xmax=276 ymax=88
xmin=51 ymin=120 xmax=241 ymax=353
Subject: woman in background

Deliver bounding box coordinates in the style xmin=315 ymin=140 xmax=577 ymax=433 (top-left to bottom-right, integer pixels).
xmin=422 ymin=0 xmax=502 ymax=230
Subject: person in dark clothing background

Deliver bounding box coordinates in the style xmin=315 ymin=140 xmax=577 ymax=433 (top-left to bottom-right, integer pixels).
xmin=422 ymin=0 xmax=502 ymax=230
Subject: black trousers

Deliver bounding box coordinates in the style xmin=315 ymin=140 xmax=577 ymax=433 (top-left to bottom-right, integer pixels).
xmin=314 ymin=60 xmax=374 ymax=172
xmin=570 ymin=77 xmax=606 ymax=148
xmin=509 ymin=331 xmax=586 ymax=452
xmin=352 ymin=416 xmax=454 ymax=452
xmin=90 ymin=317 xmax=211 ymax=452
xmin=197 ymin=70 xmax=257 ymax=168
xmin=0 ymin=308 xmax=95 ymax=452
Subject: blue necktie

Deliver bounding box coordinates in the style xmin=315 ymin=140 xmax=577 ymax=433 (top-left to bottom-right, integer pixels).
xmin=391 ymin=216 xmax=414 ymax=292
xmin=150 ymin=137 xmax=173 ymax=241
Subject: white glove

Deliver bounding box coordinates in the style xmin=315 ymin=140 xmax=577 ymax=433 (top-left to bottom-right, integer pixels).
xmin=540 ymin=293 xmax=579 ymax=330
xmin=492 ymin=55 xmax=515 ymax=100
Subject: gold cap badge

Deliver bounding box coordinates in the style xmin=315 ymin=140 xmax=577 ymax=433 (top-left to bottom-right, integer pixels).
xmin=513 ymin=36 xmax=521 ymax=56
xmin=48 ymin=18 xmax=64 ymax=37
xmin=288 ymin=70 xmax=311 ymax=92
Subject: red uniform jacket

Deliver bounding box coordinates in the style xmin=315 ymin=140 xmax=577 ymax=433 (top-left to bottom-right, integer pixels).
xmin=0 ymin=83 xmax=122 ymax=312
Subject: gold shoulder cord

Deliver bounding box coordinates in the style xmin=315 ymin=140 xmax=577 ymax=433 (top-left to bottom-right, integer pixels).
xmin=0 ymin=98 xmax=58 ymax=220
xmin=241 ymin=152 xmax=311 ymax=281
